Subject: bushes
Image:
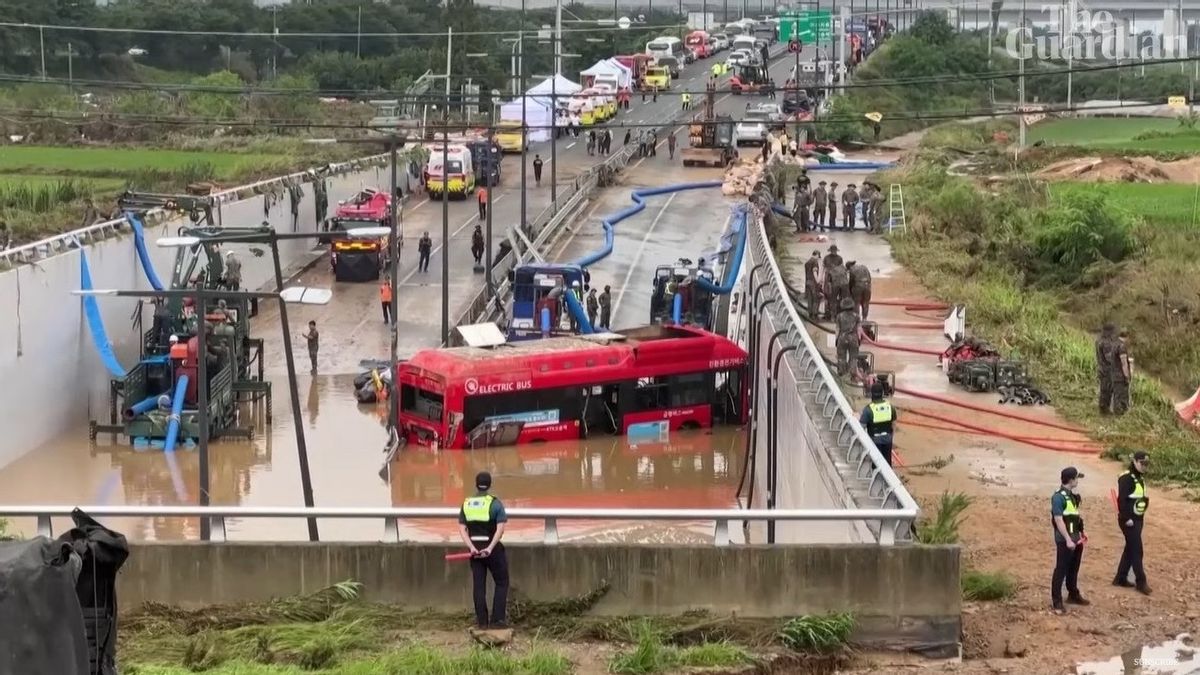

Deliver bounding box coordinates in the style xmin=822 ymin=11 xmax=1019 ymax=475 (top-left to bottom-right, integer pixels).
xmin=1032 ymin=191 xmax=1136 ymax=284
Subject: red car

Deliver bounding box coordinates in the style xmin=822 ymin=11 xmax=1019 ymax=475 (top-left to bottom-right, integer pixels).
xmin=336 ymin=188 xmax=392 ymax=223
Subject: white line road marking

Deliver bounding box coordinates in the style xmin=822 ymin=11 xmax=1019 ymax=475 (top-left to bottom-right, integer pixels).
xmin=566 ymin=142 xmax=576 ymax=149
xmin=610 ymin=192 xmax=677 ymax=322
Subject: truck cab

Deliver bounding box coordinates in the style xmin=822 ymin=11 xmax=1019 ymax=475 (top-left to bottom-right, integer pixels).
xmin=466 ymin=139 xmax=502 ymax=187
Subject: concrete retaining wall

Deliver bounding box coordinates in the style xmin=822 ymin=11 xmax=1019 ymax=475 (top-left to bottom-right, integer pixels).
xmin=0 ymin=161 xmax=410 ymax=468
xmin=118 ymin=542 xmax=961 ymax=653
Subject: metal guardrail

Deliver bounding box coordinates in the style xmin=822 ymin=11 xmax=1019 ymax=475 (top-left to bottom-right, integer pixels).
xmin=0 ymin=154 xmax=389 ymax=268
xmin=743 ymin=201 xmax=919 ymax=543
xmin=2 ymin=505 xmax=915 ymax=547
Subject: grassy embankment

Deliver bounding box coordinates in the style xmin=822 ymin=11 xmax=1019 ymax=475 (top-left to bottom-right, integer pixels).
xmin=0 ymin=139 xmax=365 ymax=245
xmin=1027 ymin=117 xmax=1200 ymax=155
xmin=119 ymin=582 xmax=857 ymax=674
xmin=880 ymin=117 xmax=1200 ymax=488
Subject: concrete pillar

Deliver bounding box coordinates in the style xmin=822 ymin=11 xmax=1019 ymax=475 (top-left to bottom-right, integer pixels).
xmin=1164 ymin=8 xmax=1179 ymax=58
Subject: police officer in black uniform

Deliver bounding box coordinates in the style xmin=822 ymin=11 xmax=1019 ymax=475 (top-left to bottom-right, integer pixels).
xmin=859 ymin=383 xmax=895 ymax=465
xmin=458 ymin=471 xmax=510 ymax=628
xmin=1114 ymin=451 xmax=1152 ymax=595
xmin=1051 ymin=467 xmax=1090 ymax=613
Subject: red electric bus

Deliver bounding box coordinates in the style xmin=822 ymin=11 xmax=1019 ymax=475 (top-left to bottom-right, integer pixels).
xmin=396 ymin=325 xmax=748 ymax=450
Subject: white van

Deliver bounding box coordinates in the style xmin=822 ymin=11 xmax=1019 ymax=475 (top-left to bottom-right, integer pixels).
xmin=731 ymin=35 xmax=758 ymax=53
xmin=646 ymin=36 xmax=686 ymax=62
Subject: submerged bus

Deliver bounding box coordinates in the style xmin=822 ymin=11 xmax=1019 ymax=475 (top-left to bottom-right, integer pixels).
xmin=396 ymin=325 xmax=748 ymax=449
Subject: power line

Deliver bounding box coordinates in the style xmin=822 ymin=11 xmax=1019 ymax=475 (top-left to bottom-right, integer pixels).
xmin=0 ymin=19 xmax=677 ymax=39
xmin=1 ymin=54 xmax=1194 ymax=100
xmin=0 ymin=98 xmax=1186 ymax=132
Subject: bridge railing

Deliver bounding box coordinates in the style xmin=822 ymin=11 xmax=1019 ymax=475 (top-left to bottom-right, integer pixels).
xmin=742 ymin=200 xmax=920 ymax=544
xmin=0 ymin=505 xmax=916 ymax=547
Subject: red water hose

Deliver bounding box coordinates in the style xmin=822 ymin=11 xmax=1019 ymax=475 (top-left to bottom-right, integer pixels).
xmin=901 ymin=408 xmax=1101 ymax=454
xmin=898 ymin=416 xmax=1095 ymax=445
xmin=862 ymin=333 xmax=945 ymax=357
xmin=876 ymin=322 xmax=945 ymax=330
xmin=892 ymin=385 xmax=1086 ymax=433
xmin=873 ymin=299 xmax=951 ymax=310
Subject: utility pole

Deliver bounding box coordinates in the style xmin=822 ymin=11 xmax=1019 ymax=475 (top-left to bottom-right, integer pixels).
xmin=272 ymin=8 xmax=279 ymax=79
xmin=486 ymin=124 xmax=496 ymax=302
xmin=1018 ymin=14 xmax=1027 ymax=149
xmin=1064 ymin=0 xmax=1073 ymax=112
xmin=388 ymin=138 xmax=400 ymax=369
xmin=39 ymin=27 xmax=46 ymax=81
xmin=357 ymin=4 xmax=363 ymax=58
xmin=67 ymin=43 xmax=74 ymax=85
xmin=521 ymin=0 xmax=529 ymax=236
xmin=442 ymin=28 xmax=452 ymax=345
xmin=552 ymin=0 xmax=562 ymax=211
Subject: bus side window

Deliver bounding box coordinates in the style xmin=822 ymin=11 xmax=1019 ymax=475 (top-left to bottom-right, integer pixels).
xmin=667 ymin=372 xmax=711 ymax=408
xmin=634 ymin=377 xmax=670 ymax=411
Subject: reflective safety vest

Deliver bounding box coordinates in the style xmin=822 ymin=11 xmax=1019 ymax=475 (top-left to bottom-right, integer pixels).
xmin=711 ymin=63 xmax=721 ymax=76
xmin=462 ymin=494 xmax=497 ymax=542
xmin=1122 ymin=470 xmax=1149 ymax=516
xmin=379 ymin=283 xmax=392 ymax=303
xmin=1056 ymin=487 xmax=1082 ymax=535
xmin=867 ymin=401 xmax=893 ymax=437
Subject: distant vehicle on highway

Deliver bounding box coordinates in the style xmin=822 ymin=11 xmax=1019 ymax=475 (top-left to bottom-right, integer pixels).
xmin=711 ymin=33 xmax=730 ymax=51
xmin=656 ymin=55 xmax=682 ymax=79
xmin=725 ymin=49 xmax=751 ymax=68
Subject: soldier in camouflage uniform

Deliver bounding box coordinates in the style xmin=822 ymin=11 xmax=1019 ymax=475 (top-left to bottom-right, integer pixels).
xmin=821 ymin=245 xmax=844 ymax=320
xmin=835 ymin=297 xmax=861 ymax=378
xmin=803 ymin=250 xmax=822 ymax=318
xmin=847 ymin=260 xmax=873 ymax=319
xmin=826 ymin=258 xmax=851 ymax=323
xmin=869 ymin=186 xmax=888 ymax=234
xmin=1095 ymin=323 xmax=1116 ymax=414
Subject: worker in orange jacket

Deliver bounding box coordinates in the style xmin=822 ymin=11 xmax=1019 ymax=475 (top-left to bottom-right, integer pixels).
xmin=379 ymin=281 xmax=393 ymax=325
xmin=477 ymin=186 xmax=488 ymax=221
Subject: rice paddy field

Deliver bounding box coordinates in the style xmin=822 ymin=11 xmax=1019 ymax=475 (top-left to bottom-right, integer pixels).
xmin=1048 ymin=181 xmax=1200 ymax=228
xmin=0 ymin=145 xmax=289 ymax=176
xmin=1027 ymin=116 xmax=1200 ymax=154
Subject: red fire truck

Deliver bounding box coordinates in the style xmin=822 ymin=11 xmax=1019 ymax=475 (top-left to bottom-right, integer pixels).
xmin=396 ymin=325 xmax=748 ymax=449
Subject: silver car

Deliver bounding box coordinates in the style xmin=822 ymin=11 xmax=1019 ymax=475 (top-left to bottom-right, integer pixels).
xmin=726 ymin=49 xmax=751 ymax=68
xmin=735 ymin=112 xmax=770 ymax=146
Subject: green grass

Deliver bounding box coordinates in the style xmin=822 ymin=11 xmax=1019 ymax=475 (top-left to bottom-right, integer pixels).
xmin=777 ymin=613 xmax=856 ymax=654
xmin=961 ymin=570 xmax=1018 ymax=602
xmin=608 ymin=621 xmax=752 ymax=674
xmin=126 ymin=645 xmax=573 ymax=675
xmin=915 ymin=492 xmax=973 ymax=545
xmin=1027 ymin=117 xmax=1181 ymax=148
xmin=0 ymin=174 xmax=126 ymax=192
xmin=1049 ymin=181 xmax=1200 ymax=229
xmin=0 ymin=145 xmax=287 ymax=178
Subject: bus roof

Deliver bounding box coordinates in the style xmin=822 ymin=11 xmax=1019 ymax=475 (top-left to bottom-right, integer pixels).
xmin=402 ymin=325 xmax=747 ymax=383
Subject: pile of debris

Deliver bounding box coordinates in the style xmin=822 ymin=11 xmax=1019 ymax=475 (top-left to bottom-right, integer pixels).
xmin=942 ymin=337 xmax=1050 ymax=405
xmin=722 ymin=160 xmax=763 ymax=196
xmin=1036 ymin=155 xmax=1200 ymax=183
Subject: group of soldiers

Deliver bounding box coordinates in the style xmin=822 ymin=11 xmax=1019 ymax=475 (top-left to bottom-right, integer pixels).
xmin=803 ymin=244 xmax=873 ymax=377
xmin=791 ymin=177 xmax=889 ymax=234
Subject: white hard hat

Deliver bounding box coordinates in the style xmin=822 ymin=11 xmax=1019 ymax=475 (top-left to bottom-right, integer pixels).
xmin=169 ymin=334 xmax=179 ymax=343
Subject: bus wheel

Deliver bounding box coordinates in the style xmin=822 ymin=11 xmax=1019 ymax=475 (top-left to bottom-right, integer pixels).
xmin=530 ymin=438 xmax=547 ymax=444
xmin=680 ymin=421 xmax=701 ymax=431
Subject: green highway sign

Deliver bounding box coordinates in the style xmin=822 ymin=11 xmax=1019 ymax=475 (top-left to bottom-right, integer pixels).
xmin=779 ymin=10 xmax=833 ymax=44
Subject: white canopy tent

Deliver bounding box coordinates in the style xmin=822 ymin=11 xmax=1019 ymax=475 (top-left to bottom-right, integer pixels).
xmin=499 ymin=98 xmax=552 ymax=143
xmin=604 ymin=59 xmax=633 ymax=88
xmin=580 ymin=59 xmax=632 ymax=90
xmin=527 ymin=74 xmax=581 ymax=108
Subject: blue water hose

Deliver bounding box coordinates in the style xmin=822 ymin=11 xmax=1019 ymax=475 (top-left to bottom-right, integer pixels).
xmin=540 ymin=307 xmax=552 ymax=337
xmin=671 ymin=293 xmax=683 ymax=324
xmin=695 ymin=204 xmax=750 ymax=296
xmin=161 ymin=373 xmax=190 ymax=500
xmin=564 ymin=290 xmax=595 ymax=334
xmin=126 ymin=212 xmax=165 ymax=291
xmin=805 ymin=161 xmax=896 ymax=171
xmin=572 ymin=181 xmax=724 ymax=268
xmin=123 ymin=394 xmax=164 ymax=421
xmin=80 ymin=250 xmax=127 ymax=378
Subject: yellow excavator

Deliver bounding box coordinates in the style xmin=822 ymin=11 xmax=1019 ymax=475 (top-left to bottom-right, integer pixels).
xmin=681 ymin=82 xmax=736 ymax=168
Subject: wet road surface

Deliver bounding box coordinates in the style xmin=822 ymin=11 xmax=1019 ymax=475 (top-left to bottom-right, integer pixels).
xmin=0 ymin=48 xmax=810 ymax=538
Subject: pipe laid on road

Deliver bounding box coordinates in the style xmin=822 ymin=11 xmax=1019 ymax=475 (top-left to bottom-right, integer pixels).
xmin=572 ymin=181 xmax=723 ymax=268
xmin=694 ymin=204 xmax=749 ymax=296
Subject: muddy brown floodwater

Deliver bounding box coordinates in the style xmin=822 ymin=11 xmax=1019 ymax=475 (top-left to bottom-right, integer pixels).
xmin=0 ymin=373 xmax=745 ymax=543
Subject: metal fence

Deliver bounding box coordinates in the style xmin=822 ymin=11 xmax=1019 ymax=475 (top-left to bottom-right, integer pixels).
xmin=741 ymin=202 xmax=919 ymax=544
xmin=0 ymin=505 xmax=916 ymax=547
xmin=0 ymin=154 xmax=389 ymax=269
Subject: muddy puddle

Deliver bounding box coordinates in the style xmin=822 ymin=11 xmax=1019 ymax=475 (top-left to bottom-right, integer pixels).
xmin=0 ymin=373 xmax=745 ymax=543
xmin=1076 ymin=634 xmax=1198 ymax=674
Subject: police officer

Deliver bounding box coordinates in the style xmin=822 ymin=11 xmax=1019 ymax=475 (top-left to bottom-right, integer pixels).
xmin=458 ymin=471 xmax=510 ymax=628
xmin=1051 ymin=467 xmax=1090 ymax=614
xmin=1114 ymin=451 xmax=1152 ymax=595
xmin=859 ymin=383 xmax=895 ymax=465
xmin=835 ymin=297 xmax=860 ymax=377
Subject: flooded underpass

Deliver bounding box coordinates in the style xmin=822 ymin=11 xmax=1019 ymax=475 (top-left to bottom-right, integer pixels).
xmin=0 ymin=373 xmax=746 ymax=543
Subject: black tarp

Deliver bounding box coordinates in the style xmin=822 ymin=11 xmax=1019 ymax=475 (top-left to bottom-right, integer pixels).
xmin=0 ymin=509 xmax=128 ymax=675
xmin=0 ymin=538 xmax=90 ymax=675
